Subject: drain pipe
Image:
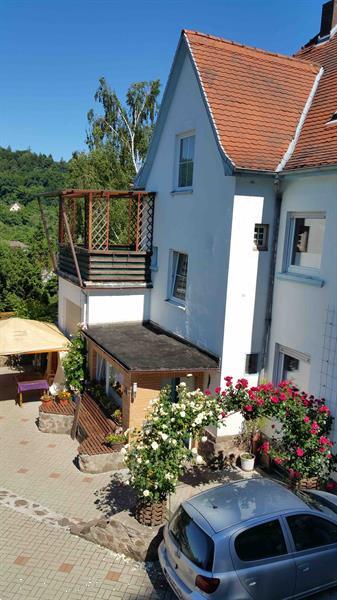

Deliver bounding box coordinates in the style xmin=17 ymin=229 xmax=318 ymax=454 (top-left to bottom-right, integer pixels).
xmin=259 ymin=175 xmax=283 ymax=380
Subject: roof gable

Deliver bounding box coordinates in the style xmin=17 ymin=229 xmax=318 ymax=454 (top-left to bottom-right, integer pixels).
xmin=185 ymin=30 xmax=320 ymax=172
xmin=285 ymin=33 xmax=337 ymax=170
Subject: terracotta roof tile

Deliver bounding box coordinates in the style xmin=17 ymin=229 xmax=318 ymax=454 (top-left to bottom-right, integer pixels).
xmin=285 ymin=33 xmax=337 ymax=170
xmin=184 ymin=30 xmax=320 ymax=171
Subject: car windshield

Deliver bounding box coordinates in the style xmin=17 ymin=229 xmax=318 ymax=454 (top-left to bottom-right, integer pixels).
xmin=294 ymin=490 xmax=337 ymax=519
xmin=169 ymin=507 xmax=214 ymax=571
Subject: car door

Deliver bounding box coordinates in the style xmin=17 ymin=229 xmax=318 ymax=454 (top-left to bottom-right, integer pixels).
xmin=230 ymin=518 xmax=296 ymax=600
xmin=284 ymin=513 xmax=337 ymax=597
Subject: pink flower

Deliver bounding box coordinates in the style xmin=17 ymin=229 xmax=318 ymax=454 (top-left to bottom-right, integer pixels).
xmin=256 ymin=398 xmax=265 ymax=406
xmin=328 ymin=453 xmax=332 ymax=459
xmin=319 ymin=405 xmax=330 ymax=414
xmin=303 ymin=416 xmax=310 ymax=423
xmin=224 ymin=376 xmax=232 ymax=387
xmin=260 ymin=441 xmax=270 ymax=454
xmin=279 ymin=393 xmax=287 ymax=401
xmin=319 ymin=436 xmax=329 ymax=445
xmin=271 ymin=396 xmax=279 ymax=404
xmin=296 ymin=448 xmax=304 ymax=457
xmin=204 ymin=389 xmax=211 ymax=396
xmin=214 ymin=386 xmax=221 ymax=395
xmin=274 ymin=457 xmax=283 ymax=465
xmin=244 ymin=404 xmax=253 ymax=412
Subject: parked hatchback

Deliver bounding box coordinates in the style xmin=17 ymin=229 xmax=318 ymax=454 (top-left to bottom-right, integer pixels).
xmin=159 ymin=478 xmax=337 ymax=599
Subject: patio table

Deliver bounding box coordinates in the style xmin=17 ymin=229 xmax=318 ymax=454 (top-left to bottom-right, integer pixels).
xmin=17 ymin=379 xmax=49 ymax=407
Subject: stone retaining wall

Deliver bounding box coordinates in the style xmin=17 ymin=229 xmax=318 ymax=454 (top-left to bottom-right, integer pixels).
xmin=78 ymin=450 xmax=125 ymax=473
xmin=38 ymin=410 xmax=74 ymax=435
xmin=70 ymin=510 xmax=163 ymax=562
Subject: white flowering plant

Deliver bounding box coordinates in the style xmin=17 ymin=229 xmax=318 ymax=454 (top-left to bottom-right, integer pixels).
xmin=125 ymin=383 xmax=225 ymax=503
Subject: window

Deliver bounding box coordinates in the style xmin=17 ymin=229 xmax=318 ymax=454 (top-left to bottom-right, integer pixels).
xmin=274 ymin=345 xmax=310 ymax=391
xmin=284 ymin=213 xmax=326 ymax=274
xmin=254 ymin=224 xmax=269 ymax=251
xmin=287 ymin=515 xmax=337 ymax=551
xmin=151 ymin=246 xmax=158 ymax=271
xmin=178 ymin=135 xmax=195 ymax=188
xmin=170 ymin=507 xmax=214 ymax=570
xmin=169 ymin=251 xmax=188 ymax=304
xmin=245 ymin=353 xmax=259 ymax=374
xmin=235 ymin=520 xmax=287 ymax=561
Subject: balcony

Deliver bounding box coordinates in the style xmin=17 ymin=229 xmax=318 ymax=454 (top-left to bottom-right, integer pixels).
xmin=45 ymin=189 xmax=155 ymax=287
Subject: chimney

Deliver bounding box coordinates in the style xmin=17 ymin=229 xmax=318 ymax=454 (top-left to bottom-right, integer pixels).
xmin=332 ymin=0 xmax=337 ymax=29
xmin=319 ymin=0 xmax=337 ymax=37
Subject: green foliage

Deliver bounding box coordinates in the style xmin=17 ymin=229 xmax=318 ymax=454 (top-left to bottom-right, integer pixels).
xmin=86 ymin=77 xmax=160 ymax=174
xmin=62 ymin=332 xmax=86 ymax=393
xmin=125 ymin=384 xmax=224 ymax=503
xmin=105 ymin=432 xmax=126 ymax=446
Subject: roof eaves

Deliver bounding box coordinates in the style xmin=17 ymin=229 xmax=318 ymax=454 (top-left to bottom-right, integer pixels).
xmin=183 ymin=31 xmax=235 ymax=175
xmin=276 ymin=66 xmax=324 ymax=173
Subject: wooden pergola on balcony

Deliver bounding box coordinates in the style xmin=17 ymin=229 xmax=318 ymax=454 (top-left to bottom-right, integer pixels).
xmin=41 ymin=189 xmax=155 ymax=287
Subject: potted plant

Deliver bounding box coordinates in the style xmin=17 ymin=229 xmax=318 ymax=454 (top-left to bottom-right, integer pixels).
xmin=239 ymin=418 xmax=263 ymax=472
xmin=105 ymin=431 xmax=126 ymax=450
xmin=240 ymin=452 xmax=256 ymax=472
xmin=41 ymin=392 xmax=53 ymax=404
xmin=125 ymin=384 xmax=225 ymax=526
xmin=57 ymin=390 xmax=71 ymax=406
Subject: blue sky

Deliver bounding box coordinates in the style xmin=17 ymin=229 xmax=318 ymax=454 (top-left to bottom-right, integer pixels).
xmin=0 ymin=0 xmax=324 ymax=161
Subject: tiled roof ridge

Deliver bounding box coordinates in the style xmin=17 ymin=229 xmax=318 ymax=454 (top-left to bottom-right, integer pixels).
xmin=183 ymin=29 xmax=320 ymax=73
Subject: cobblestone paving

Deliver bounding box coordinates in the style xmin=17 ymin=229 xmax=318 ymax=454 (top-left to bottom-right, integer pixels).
xmin=0 ymin=504 xmax=174 ymax=600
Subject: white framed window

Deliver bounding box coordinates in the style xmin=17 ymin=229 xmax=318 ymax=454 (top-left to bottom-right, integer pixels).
xmin=274 ymin=344 xmax=310 ymax=391
xmin=177 ymin=134 xmax=195 ymax=189
xmin=283 ymin=212 xmax=326 ymax=276
xmin=254 ymin=224 xmax=269 ymax=251
xmin=168 ymin=251 xmax=188 ymax=304
xmin=151 ymin=246 xmax=158 ymax=271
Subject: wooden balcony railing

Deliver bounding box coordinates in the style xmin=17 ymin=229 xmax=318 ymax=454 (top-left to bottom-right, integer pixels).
xmin=41 ymin=189 xmax=155 ymax=286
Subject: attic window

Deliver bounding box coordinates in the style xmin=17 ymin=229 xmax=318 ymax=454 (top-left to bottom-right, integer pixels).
xmin=326 ymin=111 xmax=337 ymax=125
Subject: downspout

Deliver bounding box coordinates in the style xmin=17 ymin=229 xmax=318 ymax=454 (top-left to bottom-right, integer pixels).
xmin=259 ymin=175 xmax=282 ymax=380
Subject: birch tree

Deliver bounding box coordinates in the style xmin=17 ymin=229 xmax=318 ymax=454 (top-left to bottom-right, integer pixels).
xmin=86 ymin=78 xmax=160 ymax=174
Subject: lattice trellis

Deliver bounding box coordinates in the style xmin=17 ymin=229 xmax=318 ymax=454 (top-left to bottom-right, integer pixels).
xmin=92 ymin=195 xmax=109 ymax=250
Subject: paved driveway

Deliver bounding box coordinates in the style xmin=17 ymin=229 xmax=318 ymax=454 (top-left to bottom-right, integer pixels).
xmin=0 ymin=367 xmax=336 ymax=599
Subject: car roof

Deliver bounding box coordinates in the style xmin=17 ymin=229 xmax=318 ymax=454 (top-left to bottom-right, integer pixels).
xmin=184 ymin=478 xmax=307 ymax=534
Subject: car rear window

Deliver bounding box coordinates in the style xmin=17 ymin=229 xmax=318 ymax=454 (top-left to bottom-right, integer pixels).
xmin=169 ymin=507 xmax=214 ymax=570
xmin=294 ymin=490 xmax=337 ymax=519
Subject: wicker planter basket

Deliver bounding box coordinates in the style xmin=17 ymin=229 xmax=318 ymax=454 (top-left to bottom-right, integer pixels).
xmin=136 ymin=499 xmax=167 ymax=527
xmin=289 ymin=476 xmax=319 ymax=491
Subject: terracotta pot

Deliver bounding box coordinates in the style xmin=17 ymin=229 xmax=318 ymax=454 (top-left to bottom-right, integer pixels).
xmin=136 ymin=499 xmax=167 ymax=527
xmin=58 ymin=398 xmax=69 ymax=406
xmin=41 ymin=394 xmax=52 ymax=404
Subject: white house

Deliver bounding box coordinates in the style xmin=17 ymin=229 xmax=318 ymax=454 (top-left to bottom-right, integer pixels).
xmin=9 ymin=202 xmax=21 ymax=212
xmin=54 ymin=0 xmax=337 ymax=439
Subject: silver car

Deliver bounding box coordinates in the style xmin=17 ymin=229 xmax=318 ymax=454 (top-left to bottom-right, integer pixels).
xmin=159 ymin=478 xmax=337 ymax=599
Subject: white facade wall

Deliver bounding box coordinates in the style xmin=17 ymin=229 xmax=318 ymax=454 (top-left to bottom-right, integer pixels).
xmin=145 ymin=53 xmax=236 ymax=358
xmin=58 ymin=277 xmax=84 ymax=334
xmin=266 ymin=171 xmax=337 ymax=437
xmin=86 ymin=289 xmax=151 ymax=325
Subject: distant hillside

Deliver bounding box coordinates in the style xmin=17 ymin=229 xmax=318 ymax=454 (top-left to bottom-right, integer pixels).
xmin=0 ymin=146 xmax=68 ymax=244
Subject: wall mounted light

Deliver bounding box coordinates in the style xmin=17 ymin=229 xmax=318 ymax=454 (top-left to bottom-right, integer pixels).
xmin=131 ymin=382 xmax=137 ymax=403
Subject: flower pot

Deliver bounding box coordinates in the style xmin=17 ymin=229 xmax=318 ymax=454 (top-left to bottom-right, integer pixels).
xmin=289 ymin=476 xmax=319 ymax=491
xmin=41 ymin=394 xmax=52 ymax=404
xmin=135 ymin=499 xmax=167 ymax=527
xmin=240 ymin=453 xmax=255 ymax=472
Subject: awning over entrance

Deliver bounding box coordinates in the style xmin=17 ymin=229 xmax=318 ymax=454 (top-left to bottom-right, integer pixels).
xmin=0 ymin=318 xmax=69 ymax=356
xmin=84 ymin=321 xmax=219 ymax=372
